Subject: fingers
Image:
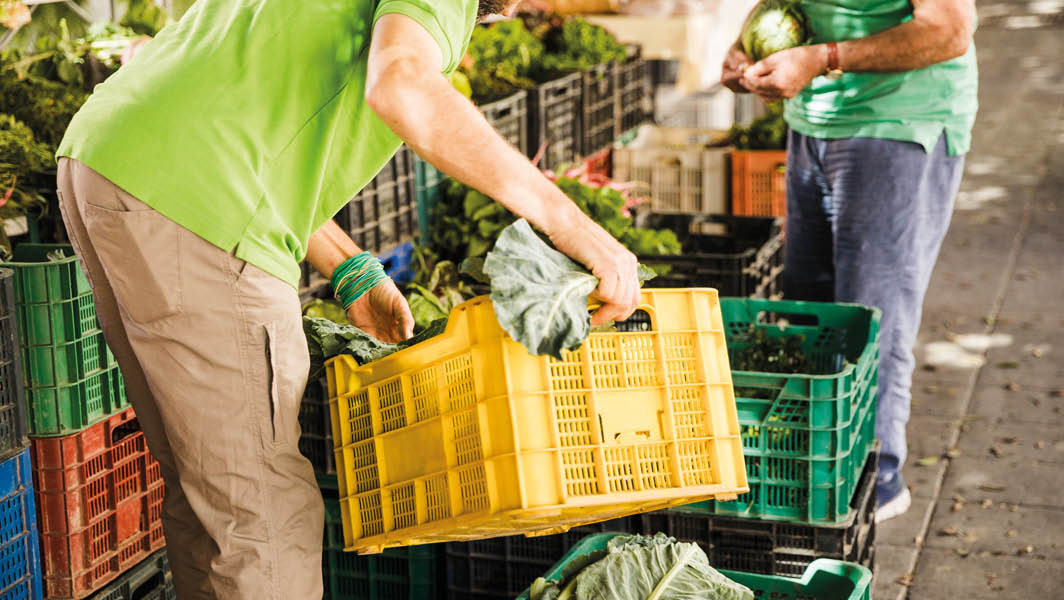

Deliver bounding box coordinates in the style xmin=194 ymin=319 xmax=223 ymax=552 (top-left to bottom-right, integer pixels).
xmin=395 ymin=296 xmax=415 ymax=341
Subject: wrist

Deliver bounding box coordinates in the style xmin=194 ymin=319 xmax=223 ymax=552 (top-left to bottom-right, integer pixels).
xmin=332 ymin=252 xmax=389 ymax=310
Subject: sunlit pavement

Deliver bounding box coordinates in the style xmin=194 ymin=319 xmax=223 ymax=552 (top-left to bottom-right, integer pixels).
xmin=871 ymin=1 xmax=1064 ymax=597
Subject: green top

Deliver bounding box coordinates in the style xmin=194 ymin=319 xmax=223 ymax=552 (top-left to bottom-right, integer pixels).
xmin=784 ymin=0 xmax=978 ymax=156
xmin=58 ymin=0 xmax=477 ymax=287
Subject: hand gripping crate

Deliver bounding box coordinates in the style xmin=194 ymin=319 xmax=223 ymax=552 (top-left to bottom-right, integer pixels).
xmin=732 ymin=149 xmax=788 ymax=217
xmin=336 ymin=147 xmax=418 ymax=255
xmin=637 ymin=214 xmax=784 ymax=299
xmin=322 ymin=491 xmax=437 ymax=600
xmin=0 ymin=448 xmax=43 ymax=600
xmin=516 ymin=533 xmax=873 ymax=600
xmin=701 ymin=298 xmax=881 ymax=524
xmin=479 ymin=90 xmax=529 ymax=155
xmin=580 ymin=62 xmax=619 ymax=157
xmin=32 ymin=408 xmax=166 ymax=598
xmin=0 ymin=269 xmax=28 ymax=460
xmin=612 ymin=125 xmax=731 ymax=215
xmin=325 ymin=289 xmax=748 ymax=553
xmin=526 ymin=73 xmax=583 ymax=172
xmin=86 ymin=549 xmax=174 ymax=600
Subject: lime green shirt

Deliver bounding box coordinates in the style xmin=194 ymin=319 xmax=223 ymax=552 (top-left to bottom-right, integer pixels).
xmin=784 ymin=0 xmax=978 ymax=156
xmin=58 ymin=0 xmax=477 ymax=287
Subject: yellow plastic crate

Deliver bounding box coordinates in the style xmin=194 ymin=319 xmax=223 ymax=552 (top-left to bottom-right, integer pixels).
xmin=326 ymin=289 xmax=748 ymax=554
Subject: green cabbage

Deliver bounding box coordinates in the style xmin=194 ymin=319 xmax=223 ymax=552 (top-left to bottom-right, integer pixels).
xmin=740 ymin=0 xmax=809 ymax=62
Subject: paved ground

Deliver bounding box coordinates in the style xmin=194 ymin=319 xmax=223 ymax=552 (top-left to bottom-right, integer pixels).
xmin=872 ymin=1 xmax=1064 ymax=598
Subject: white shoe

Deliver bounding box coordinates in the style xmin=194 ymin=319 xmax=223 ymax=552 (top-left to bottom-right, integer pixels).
xmin=875 ymin=487 xmax=912 ymax=523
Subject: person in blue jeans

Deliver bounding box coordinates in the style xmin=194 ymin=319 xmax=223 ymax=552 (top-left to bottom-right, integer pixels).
xmin=721 ymin=0 xmax=978 ymax=521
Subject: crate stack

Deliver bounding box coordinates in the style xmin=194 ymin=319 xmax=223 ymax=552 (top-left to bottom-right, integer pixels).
xmin=1 ymin=247 xmax=169 ymax=599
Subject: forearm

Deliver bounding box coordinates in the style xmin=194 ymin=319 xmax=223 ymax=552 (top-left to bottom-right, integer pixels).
xmin=366 ymin=58 xmax=585 ymax=239
xmin=306 ymin=220 xmax=362 ymax=280
xmin=835 ymin=1 xmax=974 ymax=72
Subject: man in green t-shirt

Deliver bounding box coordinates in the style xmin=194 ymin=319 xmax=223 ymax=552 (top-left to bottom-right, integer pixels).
xmin=722 ymin=0 xmax=977 ymax=523
xmin=55 ymin=1 xmax=642 ymax=597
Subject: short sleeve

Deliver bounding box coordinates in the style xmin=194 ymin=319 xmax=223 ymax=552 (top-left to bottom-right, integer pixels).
xmin=373 ymin=0 xmax=477 ymax=73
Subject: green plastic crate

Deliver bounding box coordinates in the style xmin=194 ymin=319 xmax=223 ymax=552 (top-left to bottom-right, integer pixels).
xmin=2 ymin=245 xmax=91 ymax=305
xmin=516 ymin=533 xmax=872 ymax=600
xmin=87 ymin=549 xmax=175 ymax=600
xmin=24 ymin=365 xmax=128 ymax=436
xmin=323 ymin=494 xmax=436 ymax=599
xmin=15 ymin=293 xmax=99 ymax=347
xmin=22 ymin=330 xmax=109 ymax=387
xmin=697 ymin=298 xmax=881 ymax=524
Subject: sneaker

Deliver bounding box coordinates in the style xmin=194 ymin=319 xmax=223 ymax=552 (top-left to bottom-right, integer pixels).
xmin=875 ymin=487 xmax=912 ymax=523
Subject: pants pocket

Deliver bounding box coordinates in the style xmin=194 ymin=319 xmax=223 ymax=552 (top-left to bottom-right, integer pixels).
xmin=82 ymin=202 xmax=183 ymax=324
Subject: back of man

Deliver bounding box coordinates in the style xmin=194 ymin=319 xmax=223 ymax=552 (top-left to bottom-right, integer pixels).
xmin=725 ymin=0 xmax=978 ymax=520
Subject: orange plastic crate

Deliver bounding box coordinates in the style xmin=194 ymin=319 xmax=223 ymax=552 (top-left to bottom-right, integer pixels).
xmin=731 ymin=149 xmax=788 ymax=217
xmin=327 ymin=289 xmax=748 ymax=554
xmin=31 ymin=408 xmax=165 ymax=599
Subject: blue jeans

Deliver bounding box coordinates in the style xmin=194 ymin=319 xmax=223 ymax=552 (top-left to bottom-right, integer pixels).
xmin=784 ymin=130 xmax=964 ymax=501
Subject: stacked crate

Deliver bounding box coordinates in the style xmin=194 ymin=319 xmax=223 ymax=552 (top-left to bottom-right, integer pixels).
xmin=1 ymin=247 xmax=166 ymax=598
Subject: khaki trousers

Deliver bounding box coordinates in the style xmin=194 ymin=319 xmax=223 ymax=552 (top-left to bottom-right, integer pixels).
xmin=57 ymin=158 xmax=323 ymax=599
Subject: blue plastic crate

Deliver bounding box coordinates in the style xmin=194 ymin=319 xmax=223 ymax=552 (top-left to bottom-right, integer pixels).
xmin=0 ymin=448 xmax=42 ymax=600
xmin=378 ymin=242 xmax=414 ymax=286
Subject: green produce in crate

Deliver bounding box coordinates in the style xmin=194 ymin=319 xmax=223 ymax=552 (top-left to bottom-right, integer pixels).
xmin=537 ymin=17 xmax=627 ymax=75
xmin=740 ymin=0 xmax=810 ymax=62
xmin=301 ymin=298 xmax=347 ymax=324
xmin=730 ymin=101 xmax=787 ymax=151
xmin=732 ymin=328 xmax=819 ymax=374
xmin=528 ymin=533 xmax=753 ymax=600
xmin=303 ymin=316 xmax=447 ymax=380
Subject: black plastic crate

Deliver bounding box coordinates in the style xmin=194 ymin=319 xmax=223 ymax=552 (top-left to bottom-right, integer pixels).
xmin=0 ymin=269 xmax=27 ymax=461
xmin=638 ymin=214 xmax=784 ymax=299
xmin=86 ymin=549 xmax=175 ymax=600
xmin=526 ymin=72 xmax=582 ymax=172
xmin=617 ymin=53 xmax=651 ymax=135
xmin=649 ymin=59 xmax=679 ymax=86
xmin=298 ymin=377 xmax=335 ymax=479
xmin=480 ymin=91 xmax=529 ymax=154
xmin=580 ymin=62 xmax=618 ymax=157
xmin=336 ymin=147 xmax=418 ymax=255
xmin=443 ymin=516 xmax=639 ymax=600
xmin=636 ymin=448 xmax=878 ymax=579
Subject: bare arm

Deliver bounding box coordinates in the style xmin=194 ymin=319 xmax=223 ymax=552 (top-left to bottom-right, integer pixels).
xmin=728 ymin=0 xmax=975 ymax=100
xmin=365 ymin=13 xmax=640 ymax=324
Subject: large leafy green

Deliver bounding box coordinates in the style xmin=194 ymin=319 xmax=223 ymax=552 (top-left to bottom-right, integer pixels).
xmin=483 ymin=219 xmax=601 ymax=359
xmin=531 ymin=534 xmax=754 ymax=600
xmin=303 ymin=316 xmax=448 ymax=380
xmin=482 ymin=219 xmax=656 ymax=359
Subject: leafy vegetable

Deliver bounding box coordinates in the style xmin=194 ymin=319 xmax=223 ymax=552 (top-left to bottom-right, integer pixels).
xmin=740 ymin=0 xmax=809 ymax=62
xmin=301 ymin=298 xmax=347 ymax=324
xmin=403 ymin=245 xmax=485 ymax=332
xmin=731 ymin=328 xmax=817 ymax=374
xmin=729 ymin=101 xmax=786 ymax=151
xmin=303 ymin=316 xmax=448 ymax=380
xmin=530 ymin=533 xmax=753 ymax=600
xmin=536 ymin=17 xmax=627 ymax=76
xmin=482 ymin=219 xmax=656 ymax=359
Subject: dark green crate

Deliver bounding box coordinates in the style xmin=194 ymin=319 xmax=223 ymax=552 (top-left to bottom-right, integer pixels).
xmin=16 ymin=293 xmax=99 ymax=347
xmin=22 ymin=330 xmax=108 ymax=387
xmin=87 ymin=549 xmax=175 ymax=600
xmin=516 ymin=533 xmax=872 ymax=600
xmin=413 ymin=154 xmax=447 ymax=241
xmin=323 ymin=494 xmax=436 ymax=599
xmin=299 ymin=377 xmax=336 ymax=477
xmin=2 ymin=245 xmax=91 ymax=305
xmin=25 ymin=365 xmax=128 ymax=436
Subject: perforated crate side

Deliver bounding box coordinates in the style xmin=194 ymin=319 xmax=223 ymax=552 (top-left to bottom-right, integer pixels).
xmin=0 ymin=269 xmax=28 ymax=460
xmin=580 ymin=62 xmax=619 ymax=157
xmin=526 ymin=73 xmax=582 ymax=172
xmin=0 ymin=448 xmax=43 ymax=600
xmin=479 ymin=91 xmax=528 ymax=154
xmin=86 ymin=549 xmax=174 ymax=600
xmin=338 ymin=148 xmax=418 ymax=254
xmin=732 ymin=149 xmax=788 ymax=217
xmin=639 ymin=215 xmax=784 ymax=298
xmin=1 ymin=245 xmax=91 ymax=305
xmin=443 ymin=517 xmax=639 ymax=599
xmin=298 ymin=377 xmax=336 ymax=477
xmin=25 ymin=364 xmax=128 ymax=437
xmin=617 ymin=55 xmax=651 ymax=135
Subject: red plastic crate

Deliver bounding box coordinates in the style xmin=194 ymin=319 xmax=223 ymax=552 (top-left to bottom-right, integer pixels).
xmin=731 ymin=149 xmax=788 ymax=217
xmin=31 ymin=408 xmax=166 ymax=599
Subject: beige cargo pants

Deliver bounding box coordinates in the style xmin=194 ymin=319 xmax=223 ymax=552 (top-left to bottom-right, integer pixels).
xmin=57 ymin=158 xmax=324 ymax=599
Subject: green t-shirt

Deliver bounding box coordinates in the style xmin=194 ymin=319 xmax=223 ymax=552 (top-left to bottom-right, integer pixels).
xmin=784 ymin=0 xmax=978 ymax=156
xmin=58 ymin=0 xmax=477 ymax=287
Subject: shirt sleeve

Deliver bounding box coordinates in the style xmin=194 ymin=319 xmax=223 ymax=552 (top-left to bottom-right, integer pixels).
xmin=373 ymin=0 xmax=474 ymax=73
